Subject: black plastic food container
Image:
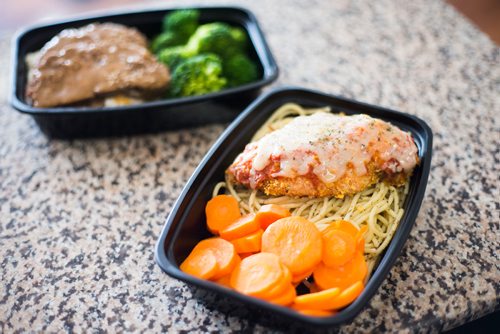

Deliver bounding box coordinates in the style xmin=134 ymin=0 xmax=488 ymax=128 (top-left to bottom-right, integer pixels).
xmin=10 ymin=7 xmax=278 ymax=138
xmin=155 ymin=87 xmax=433 ymax=327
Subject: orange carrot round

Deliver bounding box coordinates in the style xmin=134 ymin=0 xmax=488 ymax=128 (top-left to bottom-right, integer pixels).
xmin=192 ymin=238 xmax=239 ymax=279
xmin=291 ymin=270 xmax=313 ymax=284
xmin=327 ymin=281 xmax=364 ymax=310
xmin=230 ymin=229 xmax=263 ymax=254
xmin=220 ymin=213 xmax=260 ymax=241
xmin=261 ymin=216 xmax=323 ymax=276
xmin=293 ymin=287 xmax=341 ymax=310
xmin=206 ymin=195 xmax=241 ymax=234
xmin=255 ymin=204 xmax=291 ymax=230
xmin=322 ymin=229 xmax=356 ymax=267
xmin=356 ymin=236 xmax=365 ymax=254
xmin=328 ymin=220 xmax=359 ymax=238
xmin=356 ymin=225 xmax=368 ymax=254
xmin=313 ymin=252 xmax=367 ymax=291
xmin=265 ymin=264 xmax=293 ymax=299
xmin=268 ymin=285 xmax=297 ymax=306
xmin=230 ymin=252 xmax=284 ymax=298
xmin=239 ymin=252 xmax=255 ymax=259
xmin=214 ymin=275 xmax=232 ymax=288
xmin=180 ymin=249 xmax=218 ymax=280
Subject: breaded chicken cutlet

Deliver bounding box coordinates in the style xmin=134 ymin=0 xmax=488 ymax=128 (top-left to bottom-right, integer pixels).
xmin=226 ymin=112 xmax=419 ymax=198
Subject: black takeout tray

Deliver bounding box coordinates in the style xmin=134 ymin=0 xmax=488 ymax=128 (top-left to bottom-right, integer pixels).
xmin=10 ymin=6 xmax=278 ymax=138
xmin=155 ymin=87 xmax=433 ymax=327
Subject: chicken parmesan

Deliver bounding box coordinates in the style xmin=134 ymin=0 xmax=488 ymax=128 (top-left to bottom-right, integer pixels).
xmin=226 ymin=112 xmax=418 ymax=198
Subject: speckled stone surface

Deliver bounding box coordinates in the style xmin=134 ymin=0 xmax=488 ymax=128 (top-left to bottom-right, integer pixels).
xmin=1 ymin=0 xmax=499 ymax=332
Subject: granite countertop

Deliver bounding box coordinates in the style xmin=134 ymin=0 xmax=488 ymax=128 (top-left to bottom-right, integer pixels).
xmin=0 ymin=0 xmax=498 ymax=332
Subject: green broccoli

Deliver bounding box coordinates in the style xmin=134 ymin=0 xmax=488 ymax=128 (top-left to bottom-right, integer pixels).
xmin=224 ymin=53 xmax=259 ymax=87
xmin=230 ymin=27 xmax=248 ymax=50
xmin=163 ymin=9 xmax=200 ymax=37
xmin=169 ymin=53 xmax=227 ymax=97
xmin=158 ymin=46 xmax=191 ymax=71
xmin=186 ymin=23 xmax=244 ymax=60
xmin=150 ymin=32 xmax=187 ymax=54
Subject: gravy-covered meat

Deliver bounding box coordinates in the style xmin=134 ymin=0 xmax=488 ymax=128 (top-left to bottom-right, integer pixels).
xmin=227 ymin=113 xmax=419 ymax=198
xmin=26 ymin=23 xmax=170 ymax=107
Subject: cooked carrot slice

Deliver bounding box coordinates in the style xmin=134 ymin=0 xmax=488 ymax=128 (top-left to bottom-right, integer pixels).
xmin=294 ymin=309 xmax=336 ymax=317
xmin=214 ymin=275 xmax=232 ymax=288
xmin=220 ymin=213 xmax=260 ymax=241
xmin=265 ymin=264 xmax=293 ymax=299
xmin=180 ymin=249 xmax=218 ymax=279
xmin=356 ymin=225 xmax=368 ymax=238
xmin=327 ymin=281 xmax=364 ymax=310
xmin=192 ymin=238 xmax=239 ymax=279
xmin=328 ymin=220 xmax=359 ymax=238
xmin=230 ymin=229 xmax=263 ymax=254
xmin=293 ymin=287 xmax=341 ymax=310
xmin=268 ymin=285 xmax=297 ymax=306
xmin=255 ymin=204 xmax=291 ymax=230
xmin=281 ymin=264 xmax=292 ymax=282
xmin=206 ymin=195 xmax=241 ymax=234
xmin=261 ymin=217 xmax=323 ymax=276
xmin=230 ymin=253 xmax=284 ymax=298
xmin=239 ymin=252 xmax=255 ymax=259
xmin=313 ymin=252 xmax=367 ymax=291
xmin=356 ymin=236 xmax=365 ymax=254
xmin=291 ymin=270 xmax=312 ymax=284
xmin=322 ymin=229 xmax=356 ymax=267
xmin=356 ymin=225 xmax=368 ymax=254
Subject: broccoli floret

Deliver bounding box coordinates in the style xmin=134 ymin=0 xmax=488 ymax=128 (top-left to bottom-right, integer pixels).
xmin=150 ymin=32 xmax=187 ymax=54
xmin=186 ymin=23 xmax=244 ymax=60
xmin=169 ymin=53 xmax=227 ymax=97
xmin=163 ymin=9 xmax=200 ymax=37
xmin=224 ymin=53 xmax=259 ymax=87
xmin=230 ymin=27 xmax=248 ymax=50
xmin=158 ymin=46 xmax=191 ymax=71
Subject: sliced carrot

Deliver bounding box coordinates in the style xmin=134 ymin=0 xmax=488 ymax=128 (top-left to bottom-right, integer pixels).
xmin=291 ymin=270 xmax=312 ymax=284
xmin=293 ymin=287 xmax=341 ymax=310
xmin=313 ymin=252 xmax=367 ymax=291
xmin=192 ymin=238 xmax=239 ymax=279
xmin=206 ymin=195 xmax=241 ymax=234
xmin=268 ymin=285 xmax=297 ymax=306
xmin=322 ymin=229 xmax=356 ymax=267
xmin=356 ymin=236 xmax=365 ymax=254
xmin=327 ymin=281 xmax=364 ymax=310
xmin=356 ymin=225 xmax=368 ymax=239
xmin=294 ymin=309 xmax=336 ymax=317
xmin=255 ymin=204 xmax=291 ymax=230
xmin=214 ymin=275 xmax=232 ymax=288
xmin=180 ymin=248 xmax=218 ymax=279
xmin=265 ymin=264 xmax=293 ymax=299
xmin=220 ymin=213 xmax=260 ymax=241
xmin=356 ymin=225 xmax=368 ymax=254
xmin=230 ymin=228 xmax=263 ymax=254
xmin=328 ymin=220 xmax=359 ymax=238
xmin=239 ymin=252 xmax=255 ymax=259
xmin=230 ymin=252 xmax=284 ymax=298
xmin=261 ymin=217 xmax=323 ymax=276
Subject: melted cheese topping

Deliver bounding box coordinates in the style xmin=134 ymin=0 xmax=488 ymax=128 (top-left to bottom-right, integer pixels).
xmin=238 ymin=113 xmax=418 ymax=186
